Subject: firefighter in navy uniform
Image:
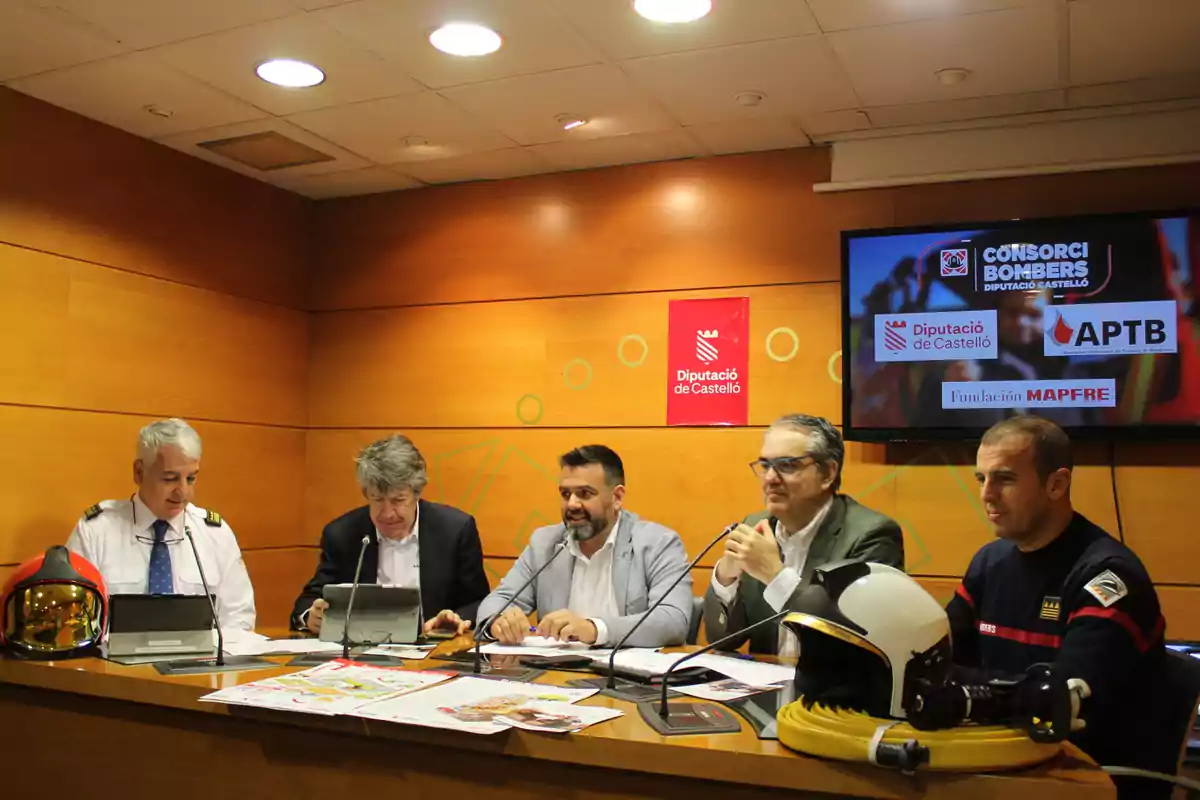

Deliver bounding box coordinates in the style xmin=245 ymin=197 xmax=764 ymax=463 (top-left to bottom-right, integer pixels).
xmin=947 ymin=416 xmax=1172 ymax=799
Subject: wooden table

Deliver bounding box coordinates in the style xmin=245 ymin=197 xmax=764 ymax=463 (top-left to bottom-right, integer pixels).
xmin=0 ymin=633 xmax=1115 ymax=799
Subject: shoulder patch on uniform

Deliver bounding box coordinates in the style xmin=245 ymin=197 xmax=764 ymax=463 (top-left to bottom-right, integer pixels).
xmin=83 ymin=503 xmax=104 ymax=521
xmin=204 ymin=509 xmax=223 ymax=527
xmin=1084 ymin=570 xmax=1128 ymax=608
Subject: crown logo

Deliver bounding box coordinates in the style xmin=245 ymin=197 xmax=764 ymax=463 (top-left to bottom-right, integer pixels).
xmin=698 ymin=329 xmax=719 ymax=339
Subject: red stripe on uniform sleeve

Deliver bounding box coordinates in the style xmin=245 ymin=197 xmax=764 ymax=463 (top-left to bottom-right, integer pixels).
xmin=1067 ymin=606 xmax=1161 ymax=654
xmin=955 ymin=583 xmax=975 ymax=610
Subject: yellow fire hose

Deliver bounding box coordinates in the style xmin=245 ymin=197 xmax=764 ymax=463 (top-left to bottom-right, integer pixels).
xmin=777 ymin=698 xmax=1063 ymax=772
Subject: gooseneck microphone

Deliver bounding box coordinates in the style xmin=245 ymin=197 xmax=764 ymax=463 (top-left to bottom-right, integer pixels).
xmin=342 ymin=532 xmax=373 ymax=660
xmin=658 ymin=609 xmax=790 ymax=717
xmin=183 ymin=526 xmax=226 ymax=667
xmin=606 ymin=521 xmax=740 ymax=689
xmin=473 ymin=537 xmax=568 ymax=674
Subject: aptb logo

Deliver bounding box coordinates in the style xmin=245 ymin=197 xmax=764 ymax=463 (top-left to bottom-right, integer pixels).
xmin=1043 ymin=300 xmax=1177 ymax=357
xmin=940 ymin=248 xmax=969 ymax=277
xmin=696 ymin=329 xmax=719 ymax=363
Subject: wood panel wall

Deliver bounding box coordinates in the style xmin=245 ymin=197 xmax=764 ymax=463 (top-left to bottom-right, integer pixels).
xmin=0 ymin=89 xmax=310 ymax=627
xmin=308 ymin=148 xmax=1200 ymax=638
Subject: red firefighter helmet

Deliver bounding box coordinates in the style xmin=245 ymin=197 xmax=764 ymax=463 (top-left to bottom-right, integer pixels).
xmin=1 ymin=545 xmax=108 ymax=660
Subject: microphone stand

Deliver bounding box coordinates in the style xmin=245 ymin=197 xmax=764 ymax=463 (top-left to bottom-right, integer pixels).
xmin=605 ymin=522 xmax=738 ymax=689
xmin=342 ymin=533 xmax=372 ymax=660
xmin=155 ymin=526 xmax=271 ymax=675
xmin=472 ymin=540 xmax=568 ymax=674
xmin=638 ymin=609 xmax=790 ymax=736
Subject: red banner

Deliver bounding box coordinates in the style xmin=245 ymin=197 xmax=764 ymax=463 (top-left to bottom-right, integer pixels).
xmin=667 ymin=297 xmax=749 ymax=426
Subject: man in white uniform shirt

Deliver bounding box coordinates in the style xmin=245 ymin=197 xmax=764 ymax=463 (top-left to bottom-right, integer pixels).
xmin=66 ymin=418 xmax=256 ymax=632
xmin=478 ymin=445 xmax=692 ymax=648
xmin=704 ymin=414 xmax=904 ymax=656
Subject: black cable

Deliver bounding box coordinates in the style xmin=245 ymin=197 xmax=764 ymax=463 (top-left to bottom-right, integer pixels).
xmin=1109 ymin=441 xmax=1126 ymax=544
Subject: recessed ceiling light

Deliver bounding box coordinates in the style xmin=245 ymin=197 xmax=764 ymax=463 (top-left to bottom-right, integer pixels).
xmin=936 ymin=67 xmax=971 ymax=86
xmin=429 ymin=22 xmax=502 ymax=57
xmin=143 ymin=104 xmax=174 ymax=119
xmin=633 ymin=0 xmax=712 ymax=24
xmin=256 ymin=59 xmax=325 ymax=88
xmin=402 ymin=136 xmax=430 ymax=148
xmin=555 ymin=114 xmax=588 ymax=131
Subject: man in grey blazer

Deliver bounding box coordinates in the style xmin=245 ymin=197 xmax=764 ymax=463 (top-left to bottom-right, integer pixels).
xmin=478 ymin=445 xmax=692 ymax=648
xmin=705 ymin=414 xmax=904 ymax=655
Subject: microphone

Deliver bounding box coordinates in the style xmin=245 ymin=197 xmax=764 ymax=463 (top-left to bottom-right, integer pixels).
xmin=473 ymin=537 xmax=569 ymax=674
xmin=183 ymin=525 xmax=226 ymax=667
xmin=606 ymin=521 xmax=739 ymax=689
xmin=342 ymin=532 xmax=373 ymax=660
xmin=657 ymin=608 xmax=790 ymax=718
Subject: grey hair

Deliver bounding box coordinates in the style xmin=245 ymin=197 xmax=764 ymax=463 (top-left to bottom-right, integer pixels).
xmin=137 ymin=418 xmax=203 ymax=465
xmin=356 ymin=434 xmax=428 ymax=497
xmin=768 ymin=413 xmax=845 ymax=492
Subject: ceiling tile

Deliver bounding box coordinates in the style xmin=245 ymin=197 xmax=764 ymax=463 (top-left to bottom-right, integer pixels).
xmin=806 ymin=0 xmax=1055 ymax=32
xmin=684 ymin=118 xmax=810 ymax=155
xmin=315 ymin=0 xmax=604 ymax=89
xmin=864 ymin=90 xmax=1065 ymax=129
xmin=828 ymin=5 xmax=1061 ymax=106
xmin=550 ymin=0 xmax=819 ymax=60
xmin=284 ymin=92 xmax=515 ymax=163
xmin=148 ymin=14 xmax=422 ymax=116
xmin=621 ymin=36 xmax=859 ymax=126
xmin=155 ymin=118 xmax=369 ymax=182
xmin=0 ymin=2 xmax=125 ymax=81
xmin=271 ymin=165 xmax=422 ymax=198
xmin=45 ymin=0 xmax=299 ymax=50
xmin=402 ymin=147 xmax=555 ymax=184
xmin=529 ymin=128 xmax=705 ymax=171
xmin=441 ymin=64 xmax=679 ymax=145
xmin=1070 ymin=0 xmax=1200 ymax=87
xmin=9 ymin=52 xmax=267 ymax=138
xmin=1068 ymin=73 xmax=1200 ymax=109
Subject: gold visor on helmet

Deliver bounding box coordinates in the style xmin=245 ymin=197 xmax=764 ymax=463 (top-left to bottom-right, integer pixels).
xmin=3 ymin=583 xmax=104 ymax=655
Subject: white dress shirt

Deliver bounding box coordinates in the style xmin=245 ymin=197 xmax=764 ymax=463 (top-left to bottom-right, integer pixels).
xmin=566 ymin=514 xmax=622 ymax=646
xmin=710 ymin=498 xmax=834 ymax=657
xmin=66 ymin=493 xmax=256 ymax=632
xmin=376 ymin=506 xmax=420 ymax=589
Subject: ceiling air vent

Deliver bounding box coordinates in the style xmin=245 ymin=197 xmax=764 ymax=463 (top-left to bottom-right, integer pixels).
xmin=196 ymin=131 xmax=335 ymax=171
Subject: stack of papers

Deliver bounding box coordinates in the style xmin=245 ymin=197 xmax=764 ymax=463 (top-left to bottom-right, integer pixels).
xmin=199 ymin=661 xmax=449 ymax=715
xmin=478 ymin=636 xmax=608 ymax=658
xmin=351 ymin=676 xmax=620 ymax=735
xmin=583 ymin=649 xmax=794 ymax=686
xmin=674 ymin=679 xmax=785 ymax=702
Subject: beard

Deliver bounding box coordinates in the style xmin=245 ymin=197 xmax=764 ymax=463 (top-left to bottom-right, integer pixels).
xmin=563 ymin=509 xmax=609 ymax=541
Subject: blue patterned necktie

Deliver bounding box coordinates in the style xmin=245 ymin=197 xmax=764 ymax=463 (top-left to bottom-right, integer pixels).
xmin=148 ymin=519 xmax=173 ymax=595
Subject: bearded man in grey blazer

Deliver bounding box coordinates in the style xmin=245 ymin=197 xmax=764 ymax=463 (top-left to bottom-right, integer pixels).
xmin=478 ymin=445 xmax=691 ymax=648
xmin=705 ymin=414 xmax=905 ymax=656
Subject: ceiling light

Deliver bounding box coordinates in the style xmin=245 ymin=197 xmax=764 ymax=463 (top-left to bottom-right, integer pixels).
xmin=633 ymin=0 xmax=712 ymax=24
xmin=256 ymin=59 xmax=325 ymax=88
xmin=402 ymin=136 xmax=430 ymax=148
xmin=429 ymin=22 xmax=502 ymax=57
xmin=143 ymin=104 xmax=174 ymax=119
xmin=555 ymin=114 xmax=588 ymax=131
xmin=936 ymin=67 xmax=971 ymax=86
xmin=735 ymin=91 xmax=765 ymax=108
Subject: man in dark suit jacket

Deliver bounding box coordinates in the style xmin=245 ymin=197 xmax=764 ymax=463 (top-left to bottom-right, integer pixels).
xmin=704 ymin=414 xmax=904 ymax=654
xmin=290 ymin=435 xmax=489 ymax=634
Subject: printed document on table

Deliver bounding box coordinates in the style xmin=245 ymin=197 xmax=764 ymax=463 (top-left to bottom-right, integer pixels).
xmin=674 ymin=679 xmax=785 ymax=702
xmin=479 ymin=636 xmax=611 ymax=657
xmin=350 ymin=676 xmax=600 ymax=735
xmin=199 ymin=661 xmax=449 ymax=715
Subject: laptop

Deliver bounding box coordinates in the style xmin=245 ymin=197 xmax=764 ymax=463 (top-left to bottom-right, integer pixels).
xmin=106 ymin=594 xmax=214 ymax=657
xmin=318 ymin=584 xmax=421 ymax=646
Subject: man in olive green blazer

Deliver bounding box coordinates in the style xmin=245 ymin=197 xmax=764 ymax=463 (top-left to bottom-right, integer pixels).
xmin=704 ymin=414 xmax=904 ymax=655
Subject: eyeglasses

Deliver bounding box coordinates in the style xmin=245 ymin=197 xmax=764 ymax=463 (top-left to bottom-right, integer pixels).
xmin=749 ymin=456 xmax=817 ymax=479
xmin=134 ymin=532 xmax=185 ymax=547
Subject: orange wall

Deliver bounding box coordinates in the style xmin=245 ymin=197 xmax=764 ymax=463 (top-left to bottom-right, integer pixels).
xmin=310 ymin=149 xmax=1200 ymax=637
xmin=0 ymin=89 xmax=310 ymax=626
